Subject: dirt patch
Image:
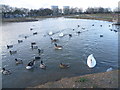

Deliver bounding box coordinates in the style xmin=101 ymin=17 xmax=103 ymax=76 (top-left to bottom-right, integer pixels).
xmin=27 ymin=70 xmax=118 ymax=88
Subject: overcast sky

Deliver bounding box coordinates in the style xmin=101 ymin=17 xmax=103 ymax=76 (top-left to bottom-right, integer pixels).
xmin=1 ymin=0 xmax=119 ymax=10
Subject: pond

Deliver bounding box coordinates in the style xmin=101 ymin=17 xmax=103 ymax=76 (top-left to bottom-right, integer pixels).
xmin=1 ymin=17 xmax=119 ymax=88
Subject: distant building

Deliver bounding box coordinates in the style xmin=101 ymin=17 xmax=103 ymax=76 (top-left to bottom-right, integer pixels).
xmin=51 ymin=6 xmax=59 ymax=15
xmin=63 ymin=6 xmax=70 ymax=15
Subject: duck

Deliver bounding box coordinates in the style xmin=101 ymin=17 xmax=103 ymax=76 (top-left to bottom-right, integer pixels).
xmin=110 ymin=29 xmax=112 ymax=31
xmin=73 ymin=29 xmax=75 ymax=31
xmin=87 ymin=54 xmax=96 ymax=68
xmin=78 ymin=25 xmax=80 ymax=27
xmin=18 ymin=40 xmax=23 ymax=43
xmin=92 ymin=24 xmax=94 ymax=26
xmin=9 ymin=50 xmax=17 ymax=55
xmin=33 ymin=32 xmax=37 ymax=35
xmin=15 ymin=58 xmax=23 ymax=64
xmin=82 ymin=28 xmax=85 ymax=30
xmin=31 ymin=42 xmax=36 ymax=45
xmin=30 ymin=28 xmax=33 ymax=30
xmin=26 ymin=60 xmax=35 ymax=70
xmin=35 ymin=56 xmax=41 ymax=60
xmin=114 ymin=30 xmax=117 ymax=32
xmin=100 ymin=35 xmax=103 ymax=37
xmin=7 ymin=45 xmax=13 ymax=49
xmin=100 ymin=25 xmax=102 ymax=27
xmin=69 ymin=34 xmax=72 ymax=37
xmin=50 ymin=37 xmax=59 ymax=42
xmin=38 ymin=49 xmax=43 ymax=54
xmin=59 ymin=33 xmax=64 ymax=37
xmin=77 ymin=31 xmax=81 ymax=34
xmin=54 ymin=43 xmax=63 ymax=50
xmin=31 ymin=45 xmax=38 ymax=49
xmin=24 ymin=36 xmax=28 ymax=39
xmin=1 ymin=68 xmax=11 ymax=75
xmin=40 ymin=61 xmax=46 ymax=69
xmin=59 ymin=63 xmax=69 ymax=69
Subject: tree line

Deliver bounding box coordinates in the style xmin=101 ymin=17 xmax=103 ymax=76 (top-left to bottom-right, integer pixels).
xmin=2 ymin=5 xmax=119 ymax=18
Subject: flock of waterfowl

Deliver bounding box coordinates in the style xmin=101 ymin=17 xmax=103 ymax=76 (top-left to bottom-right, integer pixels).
xmin=1 ymin=23 xmax=118 ymax=75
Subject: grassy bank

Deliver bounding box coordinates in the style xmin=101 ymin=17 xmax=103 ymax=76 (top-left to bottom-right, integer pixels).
xmin=2 ymin=16 xmax=62 ymax=22
xmin=2 ymin=14 xmax=117 ymax=23
xmin=28 ymin=70 xmax=119 ymax=88
xmin=65 ymin=13 xmax=118 ymax=22
xmin=2 ymin=17 xmax=39 ymax=22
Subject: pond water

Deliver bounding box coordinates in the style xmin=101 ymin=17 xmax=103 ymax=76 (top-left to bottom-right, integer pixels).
xmin=1 ymin=17 xmax=119 ymax=88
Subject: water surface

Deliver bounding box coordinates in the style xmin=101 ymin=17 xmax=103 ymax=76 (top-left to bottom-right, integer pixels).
xmin=1 ymin=17 xmax=119 ymax=88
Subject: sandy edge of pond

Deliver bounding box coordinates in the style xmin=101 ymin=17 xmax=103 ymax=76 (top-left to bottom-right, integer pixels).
xmin=26 ymin=70 xmax=119 ymax=88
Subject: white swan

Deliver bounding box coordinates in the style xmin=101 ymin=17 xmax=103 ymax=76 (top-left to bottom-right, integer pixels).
xmin=48 ymin=31 xmax=53 ymax=35
xmin=59 ymin=33 xmax=64 ymax=37
xmin=87 ymin=54 xmax=96 ymax=68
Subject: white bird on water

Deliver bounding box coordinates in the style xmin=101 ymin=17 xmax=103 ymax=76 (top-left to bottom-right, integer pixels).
xmin=87 ymin=54 xmax=96 ymax=68
xmin=59 ymin=33 xmax=64 ymax=37
xmin=48 ymin=31 xmax=53 ymax=36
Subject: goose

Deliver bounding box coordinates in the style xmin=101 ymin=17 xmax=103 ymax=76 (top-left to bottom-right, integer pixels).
xmin=59 ymin=33 xmax=64 ymax=37
xmin=59 ymin=63 xmax=69 ymax=69
xmin=31 ymin=45 xmax=38 ymax=49
xmin=1 ymin=68 xmax=11 ymax=75
xmin=48 ymin=31 xmax=53 ymax=36
xmin=7 ymin=45 xmax=13 ymax=49
xmin=26 ymin=60 xmax=35 ymax=70
xmin=50 ymin=37 xmax=59 ymax=42
xmin=9 ymin=50 xmax=17 ymax=54
xmin=15 ymin=58 xmax=23 ymax=65
xmin=100 ymin=25 xmax=102 ymax=27
xmin=18 ymin=40 xmax=23 ymax=43
xmin=92 ymin=24 xmax=94 ymax=26
xmin=40 ymin=61 xmax=46 ymax=69
xmin=33 ymin=32 xmax=37 ymax=35
xmin=35 ymin=56 xmax=41 ymax=60
xmin=54 ymin=43 xmax=63 ymax=50
xmin=87 ymin=54 xmax=96 ymax=68
xmin=73 ymin=29 xmax=75 ymax=31
xmin=69 ymin=34 xmax=72 ymax=37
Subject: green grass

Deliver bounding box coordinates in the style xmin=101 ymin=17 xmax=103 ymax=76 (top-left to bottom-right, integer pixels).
xmin=75 ymin=77 xmax=88 ymax=83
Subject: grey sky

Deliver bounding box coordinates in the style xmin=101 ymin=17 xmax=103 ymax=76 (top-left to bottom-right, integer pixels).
xmin=1 ymin=0 xmax=119 ymax=10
